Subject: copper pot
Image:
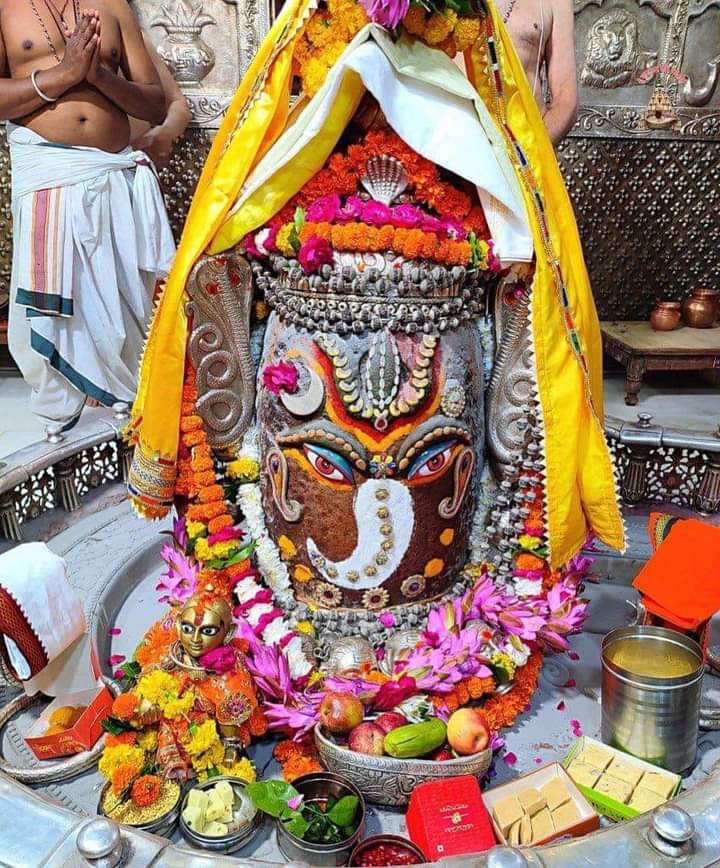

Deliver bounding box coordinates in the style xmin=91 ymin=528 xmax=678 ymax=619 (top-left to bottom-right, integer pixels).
xmin=682 ymin=288 xmax=719 ymax=328
xmin=650 ymin=301 xmax=682 ymax=331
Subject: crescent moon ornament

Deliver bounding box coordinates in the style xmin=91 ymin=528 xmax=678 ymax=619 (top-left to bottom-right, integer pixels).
xmin=280 ymin=366 xmax=325 ymax=416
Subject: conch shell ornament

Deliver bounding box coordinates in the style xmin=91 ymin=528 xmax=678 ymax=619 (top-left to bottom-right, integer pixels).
xmin=361 ymin=155 xmax=408 ymax=205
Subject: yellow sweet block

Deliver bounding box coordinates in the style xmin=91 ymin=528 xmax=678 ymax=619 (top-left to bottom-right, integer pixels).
xmin=531 ymin=807 xmax=555 ymax=843
xmin=551 ymin=798 xmax=581 ymax=831
xmin=509 ymin=818 xmax=522 ymax=846
xmin=628 ymin=786 xmax=666 ymax=813
xmin=520 ymin=813 xmax=533 ymax=845
xmin=567 ymin=760 xmax=602 ymax=789
xmin=577 ymin=743 xmax=613 ymax=771
xmin=493 ymin=794 xmax=525 ymax=837
xmin=640 ymin=771 xmax=676 ymax=800
xmin=594 ymin=774 xmax=634 ymax=804
xmin=606 ymin=758 xmax=643 ymax=788
xmin=540 ymin=777 xmax=571 ymax=811
xmin=518 ymin=787 xmax=547 ymax=816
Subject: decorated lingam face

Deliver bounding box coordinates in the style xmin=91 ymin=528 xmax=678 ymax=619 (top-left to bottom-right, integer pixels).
xmin=258 ymin=318 xmax=485 ymax=610
xmin=177 ymin=595 xmax=233 ymax=659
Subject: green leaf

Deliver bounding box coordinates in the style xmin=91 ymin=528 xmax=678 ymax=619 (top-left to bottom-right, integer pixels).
xmin=294 ymin=206 xmax=306 ymax=233
xmin=205 ymin=542 xmax=257 ymax=571
xmin=207 ymin=766 xmax=221 ymax=779
xmin=246 ymin=780 xmax=302 ymax=818
xmin=101 ymin=716 xmax=133 ymax=736
xmin=327 ymin=795 xmax=358 ymax=828
xmin=284 ymin=813 xmax=311 ymax=839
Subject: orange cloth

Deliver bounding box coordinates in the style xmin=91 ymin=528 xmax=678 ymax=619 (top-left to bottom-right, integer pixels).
xmin=633 ymin=518 xmax=720 ymax=630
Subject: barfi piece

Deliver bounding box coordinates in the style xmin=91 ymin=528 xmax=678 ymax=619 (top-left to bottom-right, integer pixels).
xmin=640 ymin=771 xmax=676 ymax=800
xmin=577 ymin=743 xmax=613 ymax=771
xmin=628 ymin=786 xmax=666 ymax=813
xmin=594 ymin=774 xmax=634 ymax=804
xmin=520 ymin=813 xmax=533 ymax=845
xmin=540 ymin=777 xmax=571 ymax=811
xmin=518 ymin=787 xmax=547 ymax=816
xmin=606 ymin=758 xmax=643 ymax=788
xmin=493 ymin=794 xmax=524 ymax=837
xmin=531 ymin=808 xmax=555 ymax=843
xmin=567 ymin=760 xmax=602 ymax=789
xmin=552 ymin=798 xmax=581 ymax=831
xmin=508 ymin=819 xmax=522 ymax=846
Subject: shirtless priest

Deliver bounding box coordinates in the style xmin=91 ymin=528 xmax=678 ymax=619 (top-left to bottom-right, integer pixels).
xmin=1 ymin=2 xmax=175 ymax=430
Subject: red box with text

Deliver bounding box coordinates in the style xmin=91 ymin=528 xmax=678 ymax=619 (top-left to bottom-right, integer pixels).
xmin=24 ymin=684 xmax=112 ymax=760
xmin=406 ymin=775 xmax=496 ymax=860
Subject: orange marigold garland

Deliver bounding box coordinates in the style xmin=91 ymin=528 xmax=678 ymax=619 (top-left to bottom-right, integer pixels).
xmin=482 ymin=650 xmax=544 ymax=732
xmin=273 ymin=738 xmax=323 ymax=783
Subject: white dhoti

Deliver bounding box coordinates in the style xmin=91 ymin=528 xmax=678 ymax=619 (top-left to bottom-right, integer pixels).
xmin=7 ymin=124 xmax=176 ymax=427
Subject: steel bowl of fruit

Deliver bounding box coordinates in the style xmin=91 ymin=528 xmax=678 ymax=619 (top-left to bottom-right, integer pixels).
xmin=314 ymin=693 xmax=493 ymax=807
xmin=179 ymin=776 xmax=262 ymax=853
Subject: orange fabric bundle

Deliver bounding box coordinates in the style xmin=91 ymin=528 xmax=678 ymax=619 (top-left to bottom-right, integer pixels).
xmin=633 ymin=517 xmax=720 ymax=631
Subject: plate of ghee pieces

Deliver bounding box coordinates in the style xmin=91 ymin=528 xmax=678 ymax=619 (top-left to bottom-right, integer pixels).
xmin=44 ymin=705 xmax=87 ymax=735
xmin=180 ymin=778 xmax=261 ymax=852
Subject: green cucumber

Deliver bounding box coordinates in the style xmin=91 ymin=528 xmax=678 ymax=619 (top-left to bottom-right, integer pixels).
xmin=383 ymin=719 xmax=447 ymax=758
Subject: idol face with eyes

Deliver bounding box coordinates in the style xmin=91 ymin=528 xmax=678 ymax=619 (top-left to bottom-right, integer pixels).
xmin=257 ymin=320 xmax=485 ymax=609
xmin=177 ymin=598 xmax=233 ymax=658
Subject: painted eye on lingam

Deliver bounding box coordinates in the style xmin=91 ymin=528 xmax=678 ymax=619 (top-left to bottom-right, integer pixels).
xmin=303 ymin=443 xmax=355 ymax=484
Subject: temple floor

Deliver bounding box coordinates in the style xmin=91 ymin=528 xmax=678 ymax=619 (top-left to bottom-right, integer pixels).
xmin=2 ymin=486 xmax=719 ymax=859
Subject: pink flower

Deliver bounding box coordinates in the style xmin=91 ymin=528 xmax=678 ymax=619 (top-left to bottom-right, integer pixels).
xmin=307 ymin=194 xmax=341 ymax=223
xmin=207 ymin=526 xmax=245 ymax=546
xmin=199 ymin=645 xmax=237 ymax=675
xmin=337 ymin=195 xmax=365 ymax=222
xmin=108 ymin=654 xmax=125 ymax=666
xmin=391 ymin=203 xmax=423 ymax=228
xmin=568 ymin=650 xmax=580 ymax=661
xmin=157 ymin=544 xmax=199 ymax=606
xmin=288 ymin=795 xmax=304 ymax=810
xmin=361 ymin=200 xmax=393 ymax=226
xmin=378 ymin=612 xmax=396 ymax=628
xmin=503 ymin=752 xmax=517 ymax=766
xmin=359 ymin=0 xmax=410 ymax=29
xmin=421 ymin=214 xmax=444 ymax=234
xmin=440 ymin=217 xmax=467 ymax=240
xmin=372 ymin=675 xmax=418 ymax=710
xmin=114 ymin=668 xmax=125 ymax=679
xmin=108 ymin=628 xmax=122 ymax=637
xmin=263 ymin=360 xmax=299 ymax=394
xmin=556 ymin=701 xmax=566 ymax=711
xmin=243 ymin=232 xmax=262 ymax=259
xmin=563 ymin=678 xmax=577 ymax=689
xmin=298 ymin=235 xmax=334 ymax=274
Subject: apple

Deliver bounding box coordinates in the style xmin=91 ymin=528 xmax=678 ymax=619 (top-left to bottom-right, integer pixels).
xmin=375 ymin=712 xmax=407 ymax=734
xmin=319 ymin=692 xmax=365 ymax=734
xmin=446 ymin=707 xmax=491 ymax=755
xmin=429 ymin=748 xmax=454 ymax=761
xmin=348 ymin=722 xmax=386 ymax=756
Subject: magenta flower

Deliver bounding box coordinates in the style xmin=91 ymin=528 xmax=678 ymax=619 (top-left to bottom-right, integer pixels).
xmin=361 ymin=200 xmax=393 ymax=226
xmin=378 ymin=612 xmax=396 ymax=628
xmin=337 ymin=195 xmax=364 ymax=223
xmin=108 ymin=627 xmax=122 ymax=637
xmin=288 ymin=795 xmax=304 ymax=810
xmin=108 ymin=654 xmax=125 ymax=667
xmin=391 ymin=203 xmax=423 ymax=228
xmin=207 ymin=526 xmax=245 ymax=546
xmin=157 ymin=543 xmax=199 ymax=605
xmin=243 ymin=232 xmax=262 ymax=259
xmin=440 ymin=217 xmax=467 ymax=240
xmin=199 ymin=645 xmax=237 ymax=675
xmin=359 ymin=0 xmax=410 ymax=29
xmin=421 ymin=214 xmax=444 ymax=234
xmin=263 ymin=360 xmax=299 ymax=395
xmin=298 ymin=235 xmax=334 ymax=274
xmin=372 ymin=675 xmax=418 ymax=710
xmin=307 ymin=194 xmax=341 ymax=223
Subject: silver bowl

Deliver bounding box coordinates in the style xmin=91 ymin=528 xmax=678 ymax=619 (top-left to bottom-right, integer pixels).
xmin=97 ymin=779 xmax=181 ymax=837
xmin=179 ymin=776 xmax=263 ymax=853
xmin=275 ymin=771 xmax=366 ymax=867
xmin=314 ymin=723 xmax=492 ymax=807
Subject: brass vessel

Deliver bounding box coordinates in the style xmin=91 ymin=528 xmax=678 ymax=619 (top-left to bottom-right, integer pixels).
xmin=682 ymin=288 xmax=719 ymax=328
xmin=650 ymin=301 xmax=682 ymax=331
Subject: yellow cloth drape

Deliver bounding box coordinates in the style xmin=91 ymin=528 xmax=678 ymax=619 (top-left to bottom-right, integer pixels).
xmin=127 ymin=0 xmax=315 ymax=515
xmin=465 ymin=11 xmax=625 ymax=564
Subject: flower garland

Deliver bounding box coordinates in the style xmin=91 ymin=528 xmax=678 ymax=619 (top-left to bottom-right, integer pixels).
xmin=274 ymin=739 xmax=324 ymax=783
xmin=403 ymin=6 xmax=482 ymax=56
xmin=482 ymin=649 xmax=543 ymax=732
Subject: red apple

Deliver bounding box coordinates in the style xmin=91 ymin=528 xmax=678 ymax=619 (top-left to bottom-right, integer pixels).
xmin=429 ymin=748 xmax=454 ymax=761
xmin=319 ymin=692 xmax=365 ymax=734
xmin=375 ymin=712 xmax=407 ymax=734
xmin=446 ymin=708 xmax=491 ymax=755
xmin=348 ymin=722 xmax=386 ymax=756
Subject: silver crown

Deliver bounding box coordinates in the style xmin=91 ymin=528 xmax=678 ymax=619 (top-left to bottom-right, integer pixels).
xmin=361 ymin=155 xmax=408 ymax=205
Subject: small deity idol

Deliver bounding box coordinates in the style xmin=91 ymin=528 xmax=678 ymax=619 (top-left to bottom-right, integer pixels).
xmin=175 ymin=590 xmax=234 ymax=665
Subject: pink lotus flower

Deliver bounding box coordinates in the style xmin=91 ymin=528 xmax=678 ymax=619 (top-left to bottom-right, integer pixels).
xmin=337 ymin=195 xmax=364 ymax=222
xmin=359 ymin=0 xmax=410 ymax=29
xmin=157 ymin=543 xmax=199 ymax=605
xmin=298 ymin=235 xmax=334 ymax=274
xmin=391 ymin=203 xmax=423 ymax=228
xmin=199 ymin=645 xmax=237 ymax=674
xmin=307 ymin=194 xmax=341 ymax=223
xmin=361 ymin=200 xmax=393 ymax=226
xmin=263 ymin=360 xmax=299 ymax=395
xmin=372 ymin=675 xmax=418 ymax=710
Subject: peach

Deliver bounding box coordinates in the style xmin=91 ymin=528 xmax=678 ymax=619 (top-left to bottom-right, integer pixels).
xmin=446 ymin=707 xmax=491 ymax=755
